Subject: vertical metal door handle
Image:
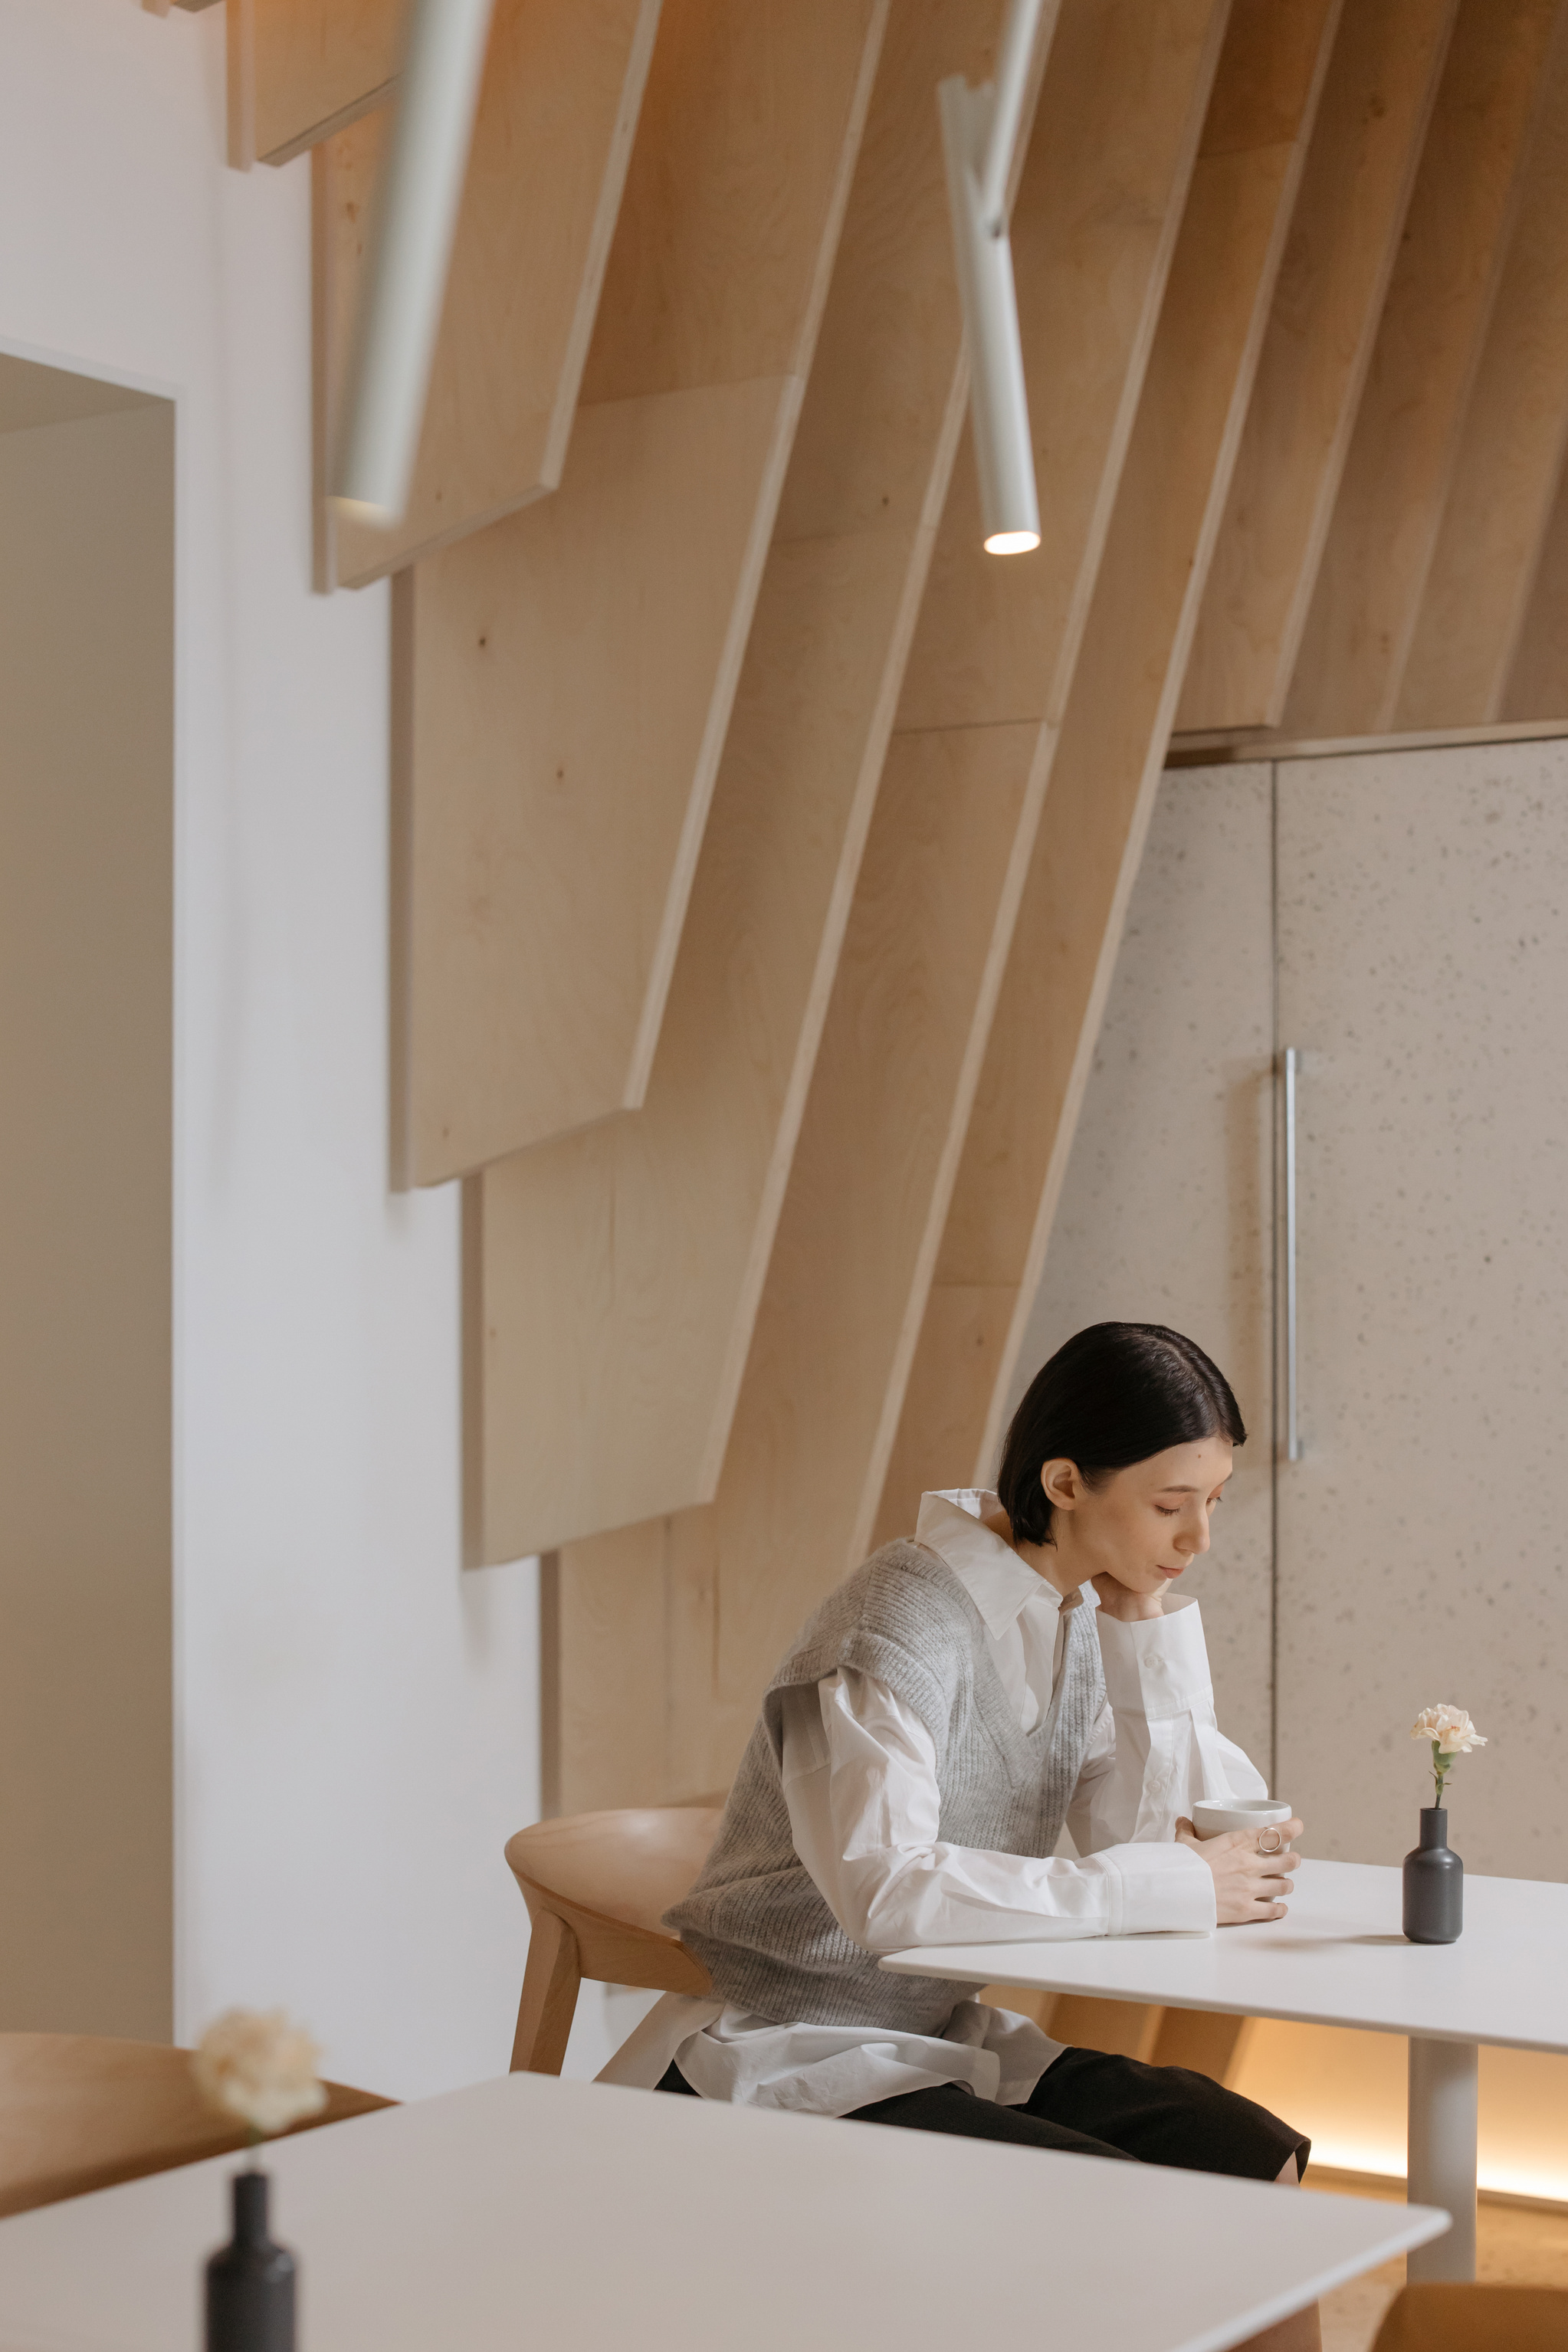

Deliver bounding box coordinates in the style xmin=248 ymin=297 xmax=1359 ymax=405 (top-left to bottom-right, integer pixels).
xmin=1283 ymin=1047 xmax=1301 ymax=1461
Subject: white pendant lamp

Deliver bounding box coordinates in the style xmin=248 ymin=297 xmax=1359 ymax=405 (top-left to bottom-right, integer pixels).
xmin=330 ymin=0 xmax=496 ymax=524
xmin=939 ymin=0 xmax=1049 ymax=554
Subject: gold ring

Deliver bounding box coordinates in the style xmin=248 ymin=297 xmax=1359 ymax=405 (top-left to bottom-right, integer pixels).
xmin=1257 ymin=1827 xmax=1284 ymax=1855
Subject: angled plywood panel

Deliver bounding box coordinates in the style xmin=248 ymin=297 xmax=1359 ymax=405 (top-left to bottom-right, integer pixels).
xmin=1281 ymin=0 xmax=1560 ymax=740
xmin=1394 ymin=11 xmax=1568 ymax=728
xmin=473 ymin=0 xmax=1010 ymax=1569
xmin=549 ymin=0 xmax=1238 ymax=1812
xmin=228 ymin=0 xmax=402 ymax=169
xmin=1176 ymin=0 xmax=1457 ymax=733
xmin=317 ymin=0 xmax=662 ymax=589
xmin=1502 ymin=454 xmax=1568 ymax=720
xmin=710 ymin=0 xmax=1297 ymax=1722
xmin=874 ymin=0 xmax=1340 ymax=1558
xmin=402 ymin=0 xmax=887 ymax=1181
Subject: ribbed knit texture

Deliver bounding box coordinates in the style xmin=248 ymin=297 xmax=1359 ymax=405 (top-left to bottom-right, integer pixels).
xmin=664 ymin=1540 xmax=1104 ymax=2033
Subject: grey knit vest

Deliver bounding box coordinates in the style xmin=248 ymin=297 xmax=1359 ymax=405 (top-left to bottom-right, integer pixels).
xmin=664 ymin=1538 xmax=1104 ymax=2034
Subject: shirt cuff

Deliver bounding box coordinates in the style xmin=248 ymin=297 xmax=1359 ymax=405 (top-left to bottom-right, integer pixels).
xmin=1096 ymin=1598 xmax=1214 ymax=1719
xmin=1101 ymin=1841 xmax=1217 ymax=1937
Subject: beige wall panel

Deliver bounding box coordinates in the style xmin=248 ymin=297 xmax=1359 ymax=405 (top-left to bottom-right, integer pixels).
xmin=474 ymin=0 xmax=1026 ymax=1567
xmin=710 ymin=0 xmax=1260 ymax=1715
xmin=1281 ymin=0 xmax=1559 ymax=740
xmin=319 ymin=0 xmax=662 ymax=589
xmin=1001 ymin=767 xmax=1276 ymax=1774
xmin=1275 ymin=741 xmax=1568 ymax=1881
xmin=1176 ymin=0 xmax=1456 ymax=733
xmin=232 ymin=0 xmax=401 ymax=169
xmin=1395 ymin=13 xmax=1568 ymax=729
xmin=895 ymin=0 xmax=1228 ymax=737
xmin=404 ymin=0 xmax=885 ymax=1181
xmin=880 ymin=0 xmax=1337 ymax=1575
xmin=0 ymin=404 xmax=173 ymax=2038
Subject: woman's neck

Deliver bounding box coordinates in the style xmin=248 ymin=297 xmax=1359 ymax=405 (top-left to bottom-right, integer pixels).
xmin=979 ymin=1501 xmax=1087 ymax=1601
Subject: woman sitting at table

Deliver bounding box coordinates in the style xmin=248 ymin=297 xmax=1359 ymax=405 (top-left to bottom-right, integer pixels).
xmin=605 ymin=1322 xmax=1317 ymax=2352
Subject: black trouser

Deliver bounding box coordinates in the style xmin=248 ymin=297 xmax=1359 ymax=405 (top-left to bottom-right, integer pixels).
xmin=657 ymin=2047 xmax=1308 ymax=2183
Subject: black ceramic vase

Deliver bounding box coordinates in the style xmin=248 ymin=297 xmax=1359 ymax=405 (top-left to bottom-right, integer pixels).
xmin=1402 ymin=1806 xmax=1463 ymax=1944
xmin=206 ymin=2169 xmax=296 ymax=2352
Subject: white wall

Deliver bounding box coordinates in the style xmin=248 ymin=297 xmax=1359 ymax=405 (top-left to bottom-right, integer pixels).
xmin=0 ymin=0 xmax=541 ymax=2100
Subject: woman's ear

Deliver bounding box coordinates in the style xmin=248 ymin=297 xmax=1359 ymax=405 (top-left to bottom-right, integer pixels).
xmin=1040 ymin=1458 xmax=1082 ymax=1514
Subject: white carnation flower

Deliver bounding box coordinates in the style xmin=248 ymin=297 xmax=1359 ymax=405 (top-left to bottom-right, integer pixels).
xmin=192 ymin=2009 xmax=327 ymax=2138
xmin=1410 ymin=1704 xmax=1488 ymax=1756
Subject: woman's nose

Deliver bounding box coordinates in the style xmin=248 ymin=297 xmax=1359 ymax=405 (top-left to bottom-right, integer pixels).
xmin=1179 ymin=1513 xmax=1212 ymax=1557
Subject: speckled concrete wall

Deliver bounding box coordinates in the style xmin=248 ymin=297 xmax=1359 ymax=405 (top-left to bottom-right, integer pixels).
xmin=1013 ymin=763 xmax=1277 ymax=1780
xmin=1022 ymin=741 xmax=1568 ymax=1881
xmin=1277 ymin=740 xmax=1568 ymax=1880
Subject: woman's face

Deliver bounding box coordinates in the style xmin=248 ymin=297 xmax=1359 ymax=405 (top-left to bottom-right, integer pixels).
xmin=1041 ymin=1435 xmax=1234 ymax=1598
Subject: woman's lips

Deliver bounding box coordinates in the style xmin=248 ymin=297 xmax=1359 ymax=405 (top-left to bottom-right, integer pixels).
xmin=1156 ymin=1563 xmax=1185 ymax=1577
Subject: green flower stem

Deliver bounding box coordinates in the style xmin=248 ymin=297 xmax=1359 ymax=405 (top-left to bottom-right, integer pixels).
xmin=1431 ymin=1738 xmax=1450 ymax=1808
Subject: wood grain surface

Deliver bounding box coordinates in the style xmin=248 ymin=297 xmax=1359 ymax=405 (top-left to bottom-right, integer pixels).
xmin=317 ymin=0 xmax=661 ymax=588
xmin=401 ymin=0 xmax=887 ymax=1181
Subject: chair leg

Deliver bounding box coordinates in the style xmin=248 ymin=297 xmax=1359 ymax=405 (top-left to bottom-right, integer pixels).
xmin=510 ymin=1909 xmax=582 ymax=2075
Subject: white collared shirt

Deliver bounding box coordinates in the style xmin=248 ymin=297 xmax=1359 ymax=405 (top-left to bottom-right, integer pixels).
xmin=602 ymin=1491 xmax=1266 ymax=2114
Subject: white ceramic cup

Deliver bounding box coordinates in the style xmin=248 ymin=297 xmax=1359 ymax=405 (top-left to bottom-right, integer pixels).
xmin=1191 ymin=1798 xmax=1294 ymax=1848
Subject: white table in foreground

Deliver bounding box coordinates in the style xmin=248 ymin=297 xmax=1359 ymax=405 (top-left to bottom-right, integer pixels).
xmin=884 ymin=1855 xmax=1568 ymax=2285
xmin=0 ymin=2071 xmax=1442 ymax=2352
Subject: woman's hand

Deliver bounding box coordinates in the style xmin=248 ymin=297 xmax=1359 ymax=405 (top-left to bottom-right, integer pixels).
xmin=1176 ymin=1817 xmax=1304 ymax=1925
xmin=1091 ymin=1570 xmax=1164 ymax=1622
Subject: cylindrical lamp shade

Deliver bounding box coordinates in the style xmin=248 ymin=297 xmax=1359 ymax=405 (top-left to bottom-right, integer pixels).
xmin=939 ymin=75 xmax=1041 ymax=555
xmin=331 ymin=0 xmax=496 ymax=523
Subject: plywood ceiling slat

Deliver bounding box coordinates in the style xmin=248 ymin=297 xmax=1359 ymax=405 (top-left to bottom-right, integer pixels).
xmin=1176 ymin=0 xmax=1458 ymax=733
xmin=876 ymin=0 xmax=1340 ymax=1552
xmin=710 ymin=0 xmax=1251 ymax=1740
xmin=231 ymin=0 xmax=402 ymax=169
xmin=399 ymin=0 xmax=887 ymax=1180
xmin=1281 ymin=0 xmax=1561 ymax=740
xmin=1395 ymin=8 xmax=1568 ymax=728
xmin=473 ymin=0 xmax=1012 ymax=1575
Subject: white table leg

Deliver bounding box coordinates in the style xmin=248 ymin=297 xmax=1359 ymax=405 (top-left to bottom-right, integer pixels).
xmin=1406 ymin=2035 xmax=1478 ymax=2281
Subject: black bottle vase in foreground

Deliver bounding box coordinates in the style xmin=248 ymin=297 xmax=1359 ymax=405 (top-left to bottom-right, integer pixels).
xmin=206 ymin=2169 xmax=296 ymax=2352
xmin=1402 ymin=1806 xmax=1464 ymax=1944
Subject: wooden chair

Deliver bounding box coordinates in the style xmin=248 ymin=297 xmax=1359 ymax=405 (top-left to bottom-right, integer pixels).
xmin=0 ymin=2033 xmax=393 ymax=2220
xmin=505 ymin=1807 xmax=723 ymax=2074
xmin=1371 ymin=2282 xmax=1568 ymax=2350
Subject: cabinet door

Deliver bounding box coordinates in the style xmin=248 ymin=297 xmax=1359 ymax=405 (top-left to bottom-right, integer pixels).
xmin=1276 ymin=741 xmax=1568 ymax=1878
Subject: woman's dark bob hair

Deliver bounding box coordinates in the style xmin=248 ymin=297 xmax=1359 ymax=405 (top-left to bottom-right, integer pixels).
xmin=996 ymin=1322 xmax=1245 ymax=1546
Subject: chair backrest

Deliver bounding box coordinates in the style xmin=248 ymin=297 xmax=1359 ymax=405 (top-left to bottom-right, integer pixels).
xmin=505 ymin=1806 xmax=723 ymax=1988
xmin=1371 ymin=2282 xmax=1568 ymax=2352
xmin=0 ymin=2034 xmax=392 ymax=2219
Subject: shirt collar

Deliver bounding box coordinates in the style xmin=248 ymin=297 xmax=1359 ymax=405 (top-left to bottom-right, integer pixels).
xmin=914 ymin=1488 xmax=1086 ymax=1639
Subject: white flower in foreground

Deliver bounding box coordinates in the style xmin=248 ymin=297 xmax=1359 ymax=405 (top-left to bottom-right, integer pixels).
xmin=1409 ymin=1704 xmax=1488 ymax=1756
xmin=192 ymin=2009 xmax=327 ymax=2139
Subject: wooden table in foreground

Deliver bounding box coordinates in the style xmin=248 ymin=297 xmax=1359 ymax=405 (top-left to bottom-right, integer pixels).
xmin=884 ymin=1855 xmax=1568 ymax=2285
xmin=0 ymin=2070 xmax=1442 ymax=2352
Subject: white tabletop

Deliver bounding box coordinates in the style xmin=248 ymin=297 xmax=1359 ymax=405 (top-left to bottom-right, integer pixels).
xmin=0 ymin=2072 xmax=1444 ymax=2352
xmin=884 ymin=1858 xmax=1568 ymax=2049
